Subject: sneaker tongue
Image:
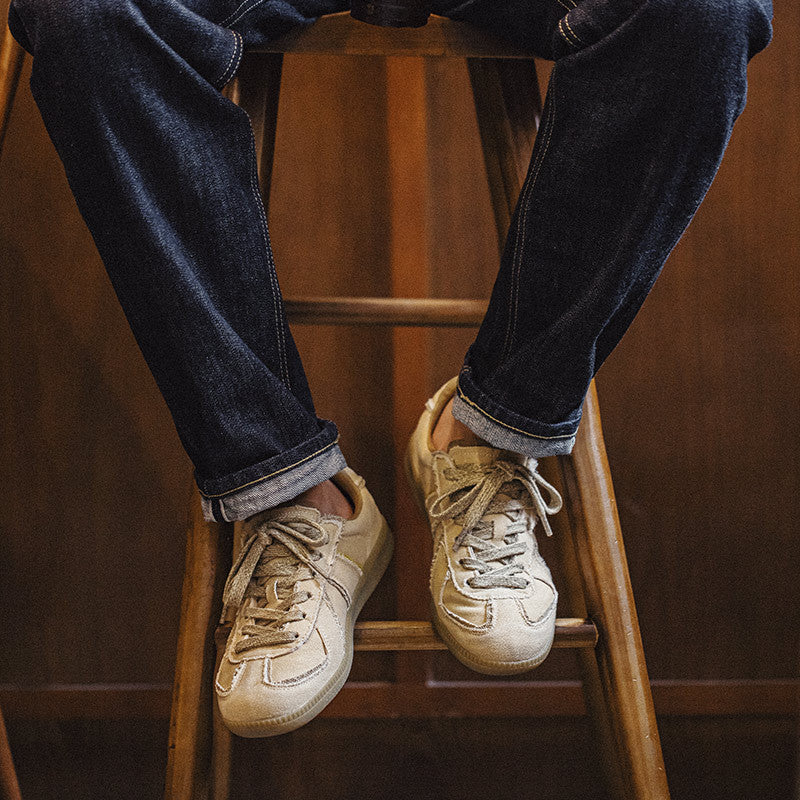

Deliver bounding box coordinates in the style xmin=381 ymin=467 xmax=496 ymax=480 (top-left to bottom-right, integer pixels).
xmin=250 ymin=504 xmax=323 ymax=526
xmin=448 ymin=440 xmax=531 ymax=469
xmin=446 ymin=442 xmax=501 ymax=467
xmin=446 ymin=443 xmax=531 ymax=512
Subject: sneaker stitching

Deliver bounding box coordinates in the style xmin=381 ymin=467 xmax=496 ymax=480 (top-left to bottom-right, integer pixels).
xmin=215 ymin=661 xmax=245 ymax=696
xmin=437 ymin=572 xmax=493 ymax=632
xmin=323 ymin=593 xmax=347 ymax=643
xmin=265 ymin=653 xmax=330 ymax=687
xmin=515 ymin=595 xmax=559 ymax=628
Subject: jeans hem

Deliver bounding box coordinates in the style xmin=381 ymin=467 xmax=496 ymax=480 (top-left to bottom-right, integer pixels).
xmin=199 ymin=441 xmax=347 ymax=522
xmin=452 ymin=376 xmax=578 ymax=459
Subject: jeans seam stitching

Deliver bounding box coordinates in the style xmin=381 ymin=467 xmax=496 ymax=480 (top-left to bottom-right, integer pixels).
xmin=199 ymin=437 xmax=340 ymax=498
xmin=508 ymin=81 xmax=553 ymax=355
xmin=559 ymin=16 xmax=584 ymax=47
xmin=245 ymin=116 xmax=292 ymax=388
xmin=558 ymin=19 xmax=574 ymax=48
xmin=219 ymin=0 xmax=266 ymax=28
xmin=503 ymin=70 xmax=557 ymax=359
xmin=558 ymin=18 xmax=578 ymax=48
xmin=456 ymin=384 xmax=575 ymax=441
xmin=215 ymin=29 xmax=243 ymax=88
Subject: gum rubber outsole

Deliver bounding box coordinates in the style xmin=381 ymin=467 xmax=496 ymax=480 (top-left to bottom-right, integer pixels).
xmin=221 ymin=521 xmax=394 ymax=738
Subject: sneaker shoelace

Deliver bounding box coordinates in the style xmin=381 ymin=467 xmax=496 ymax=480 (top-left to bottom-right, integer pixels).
xmin=427 ymin=460 xmax=563 ymax=590
xmin=221 ymin=515 xmax=333 ymax=653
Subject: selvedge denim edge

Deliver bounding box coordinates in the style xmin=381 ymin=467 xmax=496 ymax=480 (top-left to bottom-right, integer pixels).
xmin=199 ymin=438 xmax=347 ymax=522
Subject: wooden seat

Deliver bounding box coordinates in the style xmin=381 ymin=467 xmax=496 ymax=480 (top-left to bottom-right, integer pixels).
xmin=0 ymin=12 xmax=670 ymax=800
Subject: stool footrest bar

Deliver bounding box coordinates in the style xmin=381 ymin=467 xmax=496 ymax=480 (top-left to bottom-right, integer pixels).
xmin=215 ymin=618 xmax=597 ymax=652
xmin=353 ymin=619 xmax=598 ymax=650
xmin=284 ymin=296 xmax=487 ymax=327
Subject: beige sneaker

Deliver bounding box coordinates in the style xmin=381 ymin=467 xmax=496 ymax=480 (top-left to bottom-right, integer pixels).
xmin=215 ymin=468 xmax=393 ymax=737
xmin=405 ymin=377 xmax=563 ymax=675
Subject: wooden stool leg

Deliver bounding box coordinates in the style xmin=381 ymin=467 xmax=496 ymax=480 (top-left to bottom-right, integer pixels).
xmin=197 ymin=53 xmax=284 ymax=800
xmin=541 ymin=463 xmax=630 ymax=800
xmin=1 ymin=26 xmax=26 ymax=160
xmin=469 ymin=57 xmax=669 ymax=799
xmin=0 ymin=705 xmax=22 ymax=800
xmin=165 ymin=493 xmax=232 ymax=800
xmin=210 ymin=609 xmax=235 ymax=800
xmin=557 ymin=386 xmax=670 ymax=800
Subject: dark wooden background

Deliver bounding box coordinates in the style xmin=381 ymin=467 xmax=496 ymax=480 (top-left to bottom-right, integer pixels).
xmin=0 ymin=1 xmax=798 ymax=798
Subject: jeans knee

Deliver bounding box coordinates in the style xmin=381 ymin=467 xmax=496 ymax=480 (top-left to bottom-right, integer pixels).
xmin=643 ymin=0 xmax=773 ymax=122
xmin=9 ymin=0 xmax=137 ymax=60
xmin=654 ymin=0 xmax=773 ymax=63
xmin=550 ymin=0 xmax=772 ymax=69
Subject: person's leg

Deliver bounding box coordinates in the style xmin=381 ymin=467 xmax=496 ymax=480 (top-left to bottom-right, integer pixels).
xmin=431 ymin=0 xmax=773 ymax=455
xmin=8 ymin=0 xmax=396 ymax=736
xmin=7 ymin=0 xmax=351 ymax=522
xmin=410 ymin=0 xmax=773 ymax=678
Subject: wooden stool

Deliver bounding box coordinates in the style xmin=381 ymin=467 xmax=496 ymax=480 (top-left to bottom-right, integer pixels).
xmin=165 ymin=13 xmax=670 ymax=800
xmin=0 ymin=13 xmax=670 ymax=800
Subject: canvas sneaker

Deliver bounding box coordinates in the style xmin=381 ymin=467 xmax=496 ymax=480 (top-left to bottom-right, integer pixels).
xmin=215 ymin=467 xmax=393 ymax=737
xmin=405 ymin=377 xmax=563 ymax=675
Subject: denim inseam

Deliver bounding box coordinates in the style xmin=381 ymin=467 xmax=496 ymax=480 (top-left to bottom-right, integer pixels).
xmin=7 ymin=0 xmax=773 ymax=521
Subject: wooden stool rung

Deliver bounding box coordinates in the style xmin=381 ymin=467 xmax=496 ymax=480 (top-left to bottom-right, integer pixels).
xmin=353 ymin=619 xmax=598 ymax=650
xmin=214 ymin=618 xmax=598 ymax=652
xmin=285 ymin=296 xmax=486 ymax=327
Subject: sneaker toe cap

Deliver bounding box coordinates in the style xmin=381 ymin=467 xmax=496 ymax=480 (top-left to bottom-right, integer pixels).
xmin=436 ymin=592 xmax=557 ymax=675
xmin=216 ymin=633 xmax=346 ymax=737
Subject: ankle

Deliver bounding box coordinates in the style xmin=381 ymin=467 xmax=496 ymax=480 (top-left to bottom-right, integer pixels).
xmin=431 ymin=398 xmax=487 ymax=452
xmin=278 ymin=479 xmax=354 ymax=519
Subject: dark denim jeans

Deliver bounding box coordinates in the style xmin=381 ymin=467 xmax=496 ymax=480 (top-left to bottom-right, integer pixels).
xmin=8 ymin=0 xmax=772 ymax=521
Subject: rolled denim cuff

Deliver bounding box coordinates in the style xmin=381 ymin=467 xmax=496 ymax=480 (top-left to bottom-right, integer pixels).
xmin=452 ymin=372 xmax=579 ymax=458
xmin=198 ymin=438 xmax=348 ymax=523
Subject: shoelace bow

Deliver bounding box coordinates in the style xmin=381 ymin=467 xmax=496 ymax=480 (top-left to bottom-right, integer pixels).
xmin=221 ymin=516 xmax=332 ymax=653
xmin=427 ymin=460 xmax=563 ymax=589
